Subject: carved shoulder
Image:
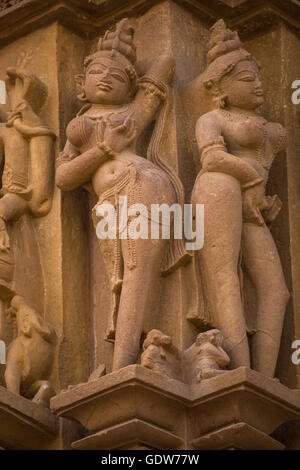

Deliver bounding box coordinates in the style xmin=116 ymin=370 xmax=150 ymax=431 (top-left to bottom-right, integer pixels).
xmin=196 ymin=111 xmax=224 ymax=155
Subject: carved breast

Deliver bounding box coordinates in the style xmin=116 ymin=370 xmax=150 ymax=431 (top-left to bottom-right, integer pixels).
xmin=66 ymin=115 xmax=96 ymax=152
xmin=223 ymin=119 xmax=267 ymax=152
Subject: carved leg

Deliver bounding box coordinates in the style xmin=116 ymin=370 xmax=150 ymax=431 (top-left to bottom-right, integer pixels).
xmin=112 ymin=236 xmax=169 ymax=371
xmin=242 ymin=223 xmax=290 ymax=377
xmin=4 ymin=362 xmax=22 ymax=395
xmin=28 ymin=380 xmax=56 ymax=407
xmin=192 ymin=172 xmax=250 ymax=368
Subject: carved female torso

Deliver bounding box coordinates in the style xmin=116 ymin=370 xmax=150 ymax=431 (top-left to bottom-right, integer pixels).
xmin=204 ymin=109 xmax=287 ymax=183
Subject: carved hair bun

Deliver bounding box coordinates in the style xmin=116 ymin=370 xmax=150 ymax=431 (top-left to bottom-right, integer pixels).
xmin=207 ymin=19 xmax=243 ymax=65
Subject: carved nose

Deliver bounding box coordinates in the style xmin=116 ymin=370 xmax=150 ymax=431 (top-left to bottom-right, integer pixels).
xmin=99 ymin=69 xmax=111 ymax=80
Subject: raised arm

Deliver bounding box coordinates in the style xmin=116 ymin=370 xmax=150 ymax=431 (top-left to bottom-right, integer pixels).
xmin=196 ymin=112 xmax=264 ymax=189
xmin=131 ymin=55 xmax=175 ymax=137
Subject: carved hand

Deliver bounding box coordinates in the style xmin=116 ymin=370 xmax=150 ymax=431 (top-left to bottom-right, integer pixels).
xmin=242 ymin=183 xmax=267 ymax=226
xmin=7 ymin=100 xmax=42 ymax=128
xmin=100 ymin=114 xmax=137 ymax=154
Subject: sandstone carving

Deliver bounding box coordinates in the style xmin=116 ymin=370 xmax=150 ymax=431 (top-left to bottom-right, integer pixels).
xmin=183 ymin=329 xmax=230 ymax=383
xmin=4 ymin=295 xmax=56 ymax=407
xmin=56 ymin=18 xmax=189 ymax=371
xmin=190 ymin=19 xmax=290 ymax=378
xmin=141 ymin=329 xmax=182 ymax=380
xmin=0 ymin=68 xmax=55 ymax=300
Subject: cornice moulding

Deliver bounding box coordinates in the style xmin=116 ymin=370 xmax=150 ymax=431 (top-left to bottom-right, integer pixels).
xmin=0 ymin=0 xmax=298 ymax=47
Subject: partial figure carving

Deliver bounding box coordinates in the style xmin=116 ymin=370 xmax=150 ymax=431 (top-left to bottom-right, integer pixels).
xmin=183 ymin=329 xmax=230 ymax=383
xmin=190 ymin=20 xmax=290 ymax=377
xmin=4 ymin=295 xmax=56 ymax=407
xmin=0 ymin=68 xmax=55 ymax=300
xmin=56 ymin=18 xmax=189 ymax=371
xmin=141 ymin=329 xmax=182 ymax=380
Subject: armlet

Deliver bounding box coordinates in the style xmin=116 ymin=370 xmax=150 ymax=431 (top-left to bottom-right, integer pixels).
xmin=138 ymin=75 xmax=168 ymax=101
xmin=199 ymin=136 xmax=227 ymax=161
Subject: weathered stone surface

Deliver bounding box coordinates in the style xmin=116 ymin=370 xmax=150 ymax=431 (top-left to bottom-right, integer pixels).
xmin=51 ymin=365 xmax=300 ymax=449
xmin=0 ymin=0 xmax=299 ymax=451
xmin=192 ymin=423 xmax=285 ymax=450
xmin=0 ymin=385 xmax=58 ymax=450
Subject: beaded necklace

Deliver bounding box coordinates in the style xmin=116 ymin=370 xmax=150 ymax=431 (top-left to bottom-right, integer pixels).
xmin=220 ymin=109 xmax=271 ymax=171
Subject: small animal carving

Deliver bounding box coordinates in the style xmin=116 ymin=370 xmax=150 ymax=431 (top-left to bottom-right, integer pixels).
xmin=141 ymin=329 xmax=182 ymax=380
xmin=4 ymin=295 xmax=56 ymax=406
xmin=184 ymin=329 xmax=230 ymax=383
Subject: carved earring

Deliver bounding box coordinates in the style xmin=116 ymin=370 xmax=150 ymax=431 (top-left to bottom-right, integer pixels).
xmin=213 ymin=94 xmax=227 ymax=109
xmin=75 ymin=74 xmax=88 ymax=102
xmin=77 ymin=91 xmax=89 ymax=102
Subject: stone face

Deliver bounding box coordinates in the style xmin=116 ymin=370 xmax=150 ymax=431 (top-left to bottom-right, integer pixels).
xmin=0 ymin=0 xmax=299 ymax=451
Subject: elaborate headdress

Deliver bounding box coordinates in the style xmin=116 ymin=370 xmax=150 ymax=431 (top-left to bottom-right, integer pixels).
xmin=83 ymin=18 xmax=137 ymax=90
xmin=202 ymin=19 xmax=258 ymax=91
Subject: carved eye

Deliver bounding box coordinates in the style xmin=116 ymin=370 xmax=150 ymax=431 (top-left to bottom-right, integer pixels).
xmin=239 ymin=75 xmax=255 ymax=82
xmin=111 ymin=73 xmax=125 ymax=83
xmin=89 ymin=68 xmax=105 ymax=75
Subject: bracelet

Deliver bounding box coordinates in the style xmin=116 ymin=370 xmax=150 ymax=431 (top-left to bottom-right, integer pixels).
xmin=201 ymin=144 xmax=227 ymax=162
xmin=138 ymin=75 xmax=168 ymax=100
xmin=242 ymin=177 xmax=264 ymax=190
xmin=199 ymin=136 xmax=226 ymax=156
xmin=97 ymin=142 xmax=116 ymax=159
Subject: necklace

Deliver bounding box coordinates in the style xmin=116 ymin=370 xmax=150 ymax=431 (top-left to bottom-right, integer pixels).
xmin=86 ymin=103 xmax=131 ymax=120
xmin=220 ymin=109 xmax=271 ymax=171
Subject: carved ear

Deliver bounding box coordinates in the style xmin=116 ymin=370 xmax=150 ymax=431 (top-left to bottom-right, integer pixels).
xmin=75 ymin=74 xmax=84 ymax=88
xmin=75 ymin=74 xmax=87 ymax=101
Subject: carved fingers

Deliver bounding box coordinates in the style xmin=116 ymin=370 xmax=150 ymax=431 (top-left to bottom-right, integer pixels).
xmin=100 ymin=113 xmax=137 ymax=154
xmin=242 ymin=184 xmax=265 ymax=226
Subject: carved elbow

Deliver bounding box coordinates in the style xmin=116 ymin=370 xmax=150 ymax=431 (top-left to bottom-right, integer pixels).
xmin=29 ymin=198 xmax=52 ymax=218
xmin=55 ymin=171 xmax=72 ymax=192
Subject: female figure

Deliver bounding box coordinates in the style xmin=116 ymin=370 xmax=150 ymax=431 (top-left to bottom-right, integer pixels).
xmin=0 ymin=68 xmax=55 ymax=300
xmin=56 ymin=19 xmax=188 ymax=371
xmin=191 ymin=20 xmax=289 ymax=377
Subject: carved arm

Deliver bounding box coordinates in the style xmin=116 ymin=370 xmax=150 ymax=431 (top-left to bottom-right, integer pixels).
xmin=196 ymin=113 xmax=264 ymax=189
xmin=132 ymin=55 xmax=175 ymax=136
xmin=55 ymin=140 xmax=112 ymax=191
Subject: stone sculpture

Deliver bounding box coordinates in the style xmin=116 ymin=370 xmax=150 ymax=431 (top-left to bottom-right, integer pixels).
xmin=0 ymin=67 xmax=55 ymax=300
xmin=183 ymin=329 xmax=230 ymax=383
xmin=190 ymin=19 xmax=290 ymax=377
xmin=5 ymin=295 xmax=56 ymax=407
xmin=141 ymin=329 xmax=181 ymax=380
xmin=56 ymin=18 xmax=189 ymax=371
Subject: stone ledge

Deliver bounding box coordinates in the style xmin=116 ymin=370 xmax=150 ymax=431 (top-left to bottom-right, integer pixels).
xmin=72 ymin=419 xmax=184 ymax=450
xmin=0 ymin=385 xmax=58 ymax=450
xmin=192 ymin=422 xmax=286 ymax=450
xmin=51 ymin=366 xmax=300 ymax=450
